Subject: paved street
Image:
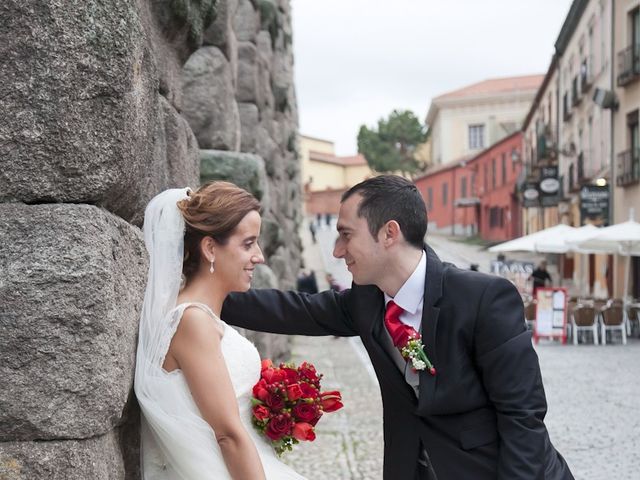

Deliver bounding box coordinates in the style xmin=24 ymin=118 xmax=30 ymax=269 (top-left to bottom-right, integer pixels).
xmin=284 ymin=217 xmax=640 ymax=479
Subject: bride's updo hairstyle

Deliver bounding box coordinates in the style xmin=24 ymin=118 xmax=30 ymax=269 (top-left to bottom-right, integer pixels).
xmin=177 ymin=181 xmax=261 ymax=280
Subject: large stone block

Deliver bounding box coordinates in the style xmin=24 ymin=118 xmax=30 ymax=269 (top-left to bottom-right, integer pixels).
xmin=0 ymin=1 xmax=204 ymax=223
xmin=182 ymin=46 xmax=240 ymax=151
xmin=233 ymin=0 xmax=260 ymax=42
xmin=200 ymin=150 xmax=269 ymax=205
xmin=238 ymin=103 xmax=259 ymax=152
xmin=203 ymin=0 xmax=238 ymax=50
xmin=0 ymin=430 xmax=124 ymax=480
xmin=0 ymin=204 xmax=146 ymax=441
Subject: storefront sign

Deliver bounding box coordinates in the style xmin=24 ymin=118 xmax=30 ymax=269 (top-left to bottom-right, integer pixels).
xmin=580 ymin=185 xmax=609 ymax=226
xmin=522 ymin=182 xmax=540 ymax=208
xmin=539 ymin=166 xmax=560 ymax=207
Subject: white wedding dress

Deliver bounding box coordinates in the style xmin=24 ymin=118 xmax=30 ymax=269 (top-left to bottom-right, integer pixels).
xmin=139 ymin=302 xmax=306 ymax=479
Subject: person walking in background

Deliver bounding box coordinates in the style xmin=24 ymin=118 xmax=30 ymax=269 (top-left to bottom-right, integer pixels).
xmin=296 ymin=270 xmax=318 ymax=294
xmin=309 ymin=220 xmax=317 ymax=243
xmin=530 ymin=260 xmax=552 ymax=297
xmin=325 ymin=273 xmax=344 ymax=292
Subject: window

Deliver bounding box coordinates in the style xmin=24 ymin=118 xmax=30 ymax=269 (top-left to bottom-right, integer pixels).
xmin=460 ymin=176 xmax=467 ymax=198
xmin=491 ymin=158 xmax=496 ymax=189
xmin=442 ymin=183 xmax=448 ymax=206
xmin=427 ymin=187 xmax=433 ymax=211
xmin=501 ymin=153 xmax=507 ymax=185
xmin=489 ymin=207 xmax=504 ymax=228
xmin=469 ymin=124 xmax=485 ymax=149
xmin=512 ymin=148 xmax=518 ymax=172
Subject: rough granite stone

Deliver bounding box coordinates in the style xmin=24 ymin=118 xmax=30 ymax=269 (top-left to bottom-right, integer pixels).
xmin=0 ymin=1 xmax=205 ymax=223
xmin=200 ymin=150 xmax=269 ymax=204
xmin=237 ymin=103 xmax=260 ymax=152
xmin=182 ymin=46 xmax=241 ymax=151
xmin=233 ymin=0 xmax=260 ymax=42
xmin=0 ymin=430 xmax=124 ymax=480
xmin=0 ymin=204 xmax=146 ymax=441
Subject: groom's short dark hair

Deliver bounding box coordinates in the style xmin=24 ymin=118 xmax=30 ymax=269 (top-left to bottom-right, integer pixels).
xmin=341 ymin=175 xmax=427 ymax=249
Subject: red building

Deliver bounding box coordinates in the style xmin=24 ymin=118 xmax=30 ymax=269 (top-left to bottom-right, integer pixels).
xmin=414 ymin=132 xmax=524 ymax=242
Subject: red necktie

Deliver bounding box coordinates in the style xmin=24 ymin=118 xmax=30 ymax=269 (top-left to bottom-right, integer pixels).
xmin=384 ymin=301 xmax=410 ymax=348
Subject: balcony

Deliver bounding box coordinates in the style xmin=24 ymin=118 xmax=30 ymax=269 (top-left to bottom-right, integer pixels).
xmin=563 ymin=92 xmax=572 ymax=122
xmin=616 ymin=148 xmax=640 ymax=186
xmin=571 ymin=76 xmax=581 ymax=107
xmin=580 ymin=56 xmax=594 ymax=93
xmin=617 ymin=44 xmax=640 ymax=86
xmin=535 ymin=124 xmax=557 ymax=164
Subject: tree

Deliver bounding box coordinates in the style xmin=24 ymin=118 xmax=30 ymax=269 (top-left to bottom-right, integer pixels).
xmin=357 ymin=109 xmax=427 ymax=176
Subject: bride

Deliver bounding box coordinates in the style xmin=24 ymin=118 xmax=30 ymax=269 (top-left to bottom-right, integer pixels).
xmin=134 ymin=182 xmax=306 ymax=479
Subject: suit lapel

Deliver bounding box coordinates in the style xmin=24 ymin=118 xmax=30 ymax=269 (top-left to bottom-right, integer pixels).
xmin=364 ymin=288 xmax=417 ymax=404
xmin=416 ymin=245 xmax=444 ymax=416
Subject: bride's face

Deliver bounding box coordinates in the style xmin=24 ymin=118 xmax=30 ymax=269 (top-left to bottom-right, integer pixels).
xmin=214 ymin=210 xmax=264 ymax=292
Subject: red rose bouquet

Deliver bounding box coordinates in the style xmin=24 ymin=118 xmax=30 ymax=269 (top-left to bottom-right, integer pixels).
xmin=251 ymin=359 xmax=343 ymax=455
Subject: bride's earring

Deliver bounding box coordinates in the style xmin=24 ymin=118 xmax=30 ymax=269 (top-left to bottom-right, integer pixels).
xmin=209 ymin=260 xmax=215 ymax=274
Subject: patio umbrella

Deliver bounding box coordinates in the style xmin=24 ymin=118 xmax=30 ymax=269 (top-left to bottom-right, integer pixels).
xmin=488 ymin=224 xmax=576 ymax=253
xmin=573 ymin=218 xmax=640 ymax=301
xmin=534 ymin=224 xmax=599 ymax=253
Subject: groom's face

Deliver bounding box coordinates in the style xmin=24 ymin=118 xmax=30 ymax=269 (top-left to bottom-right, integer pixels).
xmin=334 ymin=193 xmax=385 ymax=285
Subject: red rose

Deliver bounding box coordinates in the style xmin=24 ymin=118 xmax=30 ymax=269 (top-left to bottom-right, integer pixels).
xmin=253 ymin=404 xmax=271 ymax=421
xmin=265 ymin=414 xmax=292 ymax=441
xmin=266 ymin=392 xmax=285 ymax=412
xmin=292 ymin=402 xmax=320 ymax=423
xmin=261 ymin=359 xmax=273 ymax=371
xmin=299 ymin=382 xmax=319 ymax=399
xmin=298 ymin=362 xmax=319 ymax=383
xmin=391 ymin=327 xmax=420 ymax=348
xmin=252 ymin=379 xmax=270 ymax=402
xmin=263 ymin=367 xmax=285 ymax=384
xmin=282 ymin=367 xmax=299 ymax=384
xmin=292 ymin=422 xmax=316 ymax=441
xmin=320 ymin=391 xmax=343 ymax=413
xmin=286 ymin=383 xmax=303 ymax=401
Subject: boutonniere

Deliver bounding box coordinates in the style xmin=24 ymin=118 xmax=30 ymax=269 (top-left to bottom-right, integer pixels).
xmin=399 ymin=331 xmax=436 ymax=375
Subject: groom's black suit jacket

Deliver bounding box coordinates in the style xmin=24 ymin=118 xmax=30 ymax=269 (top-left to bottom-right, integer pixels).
xmin=222 ymin=246 xmax=573 ymax=479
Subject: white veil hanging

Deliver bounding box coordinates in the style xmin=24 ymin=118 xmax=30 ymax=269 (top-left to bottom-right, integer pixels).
xmin=134 ymin=188 xmax=232 ymax=479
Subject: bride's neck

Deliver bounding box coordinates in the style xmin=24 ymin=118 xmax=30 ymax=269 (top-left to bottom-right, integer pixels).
xmin=177 ymin=275 xmax=227 ymax=317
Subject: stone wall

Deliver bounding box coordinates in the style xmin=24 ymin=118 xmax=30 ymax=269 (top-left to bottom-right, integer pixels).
xmin=0 ymin=0 xmax=300 ymax=478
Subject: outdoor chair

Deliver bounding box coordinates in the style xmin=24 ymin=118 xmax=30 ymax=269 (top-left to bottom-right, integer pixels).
xmin=524 ymin=300 xmax=536 ymax=331
xmin=600 ymin=303 xmax=627 ymax=345
xmin=628 ymin=306 xmax=640 ymax=337
xmin=566 ymin=300 xmax=578 ymax=342
xmin=571 ymin=305 xmax=599 ymax=345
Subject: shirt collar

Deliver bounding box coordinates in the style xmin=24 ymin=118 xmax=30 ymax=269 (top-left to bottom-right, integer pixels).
xmin=384 ymin=250 xmax=426 ymax=314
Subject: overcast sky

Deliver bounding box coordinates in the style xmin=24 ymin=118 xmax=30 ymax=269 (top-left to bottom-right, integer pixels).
xmin=291 ymin=0 xmax=574 ymax=155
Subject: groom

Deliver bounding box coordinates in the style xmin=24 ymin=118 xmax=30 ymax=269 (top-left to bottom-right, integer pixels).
xmin=222 ymin=175 xmax=573 ymax=479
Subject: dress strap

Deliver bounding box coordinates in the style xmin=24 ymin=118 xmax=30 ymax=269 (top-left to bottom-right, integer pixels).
xmin=176 ymin=302 xmax=225 ymax=331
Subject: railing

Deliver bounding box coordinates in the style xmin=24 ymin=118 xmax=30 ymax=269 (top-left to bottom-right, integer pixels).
xmin=616 ymin=148 xmax=640 ymax=186
xmin=580 ymin=55 xmax=594 ymax=93
xmin=617 ymin=44 xmax=640 ymax=86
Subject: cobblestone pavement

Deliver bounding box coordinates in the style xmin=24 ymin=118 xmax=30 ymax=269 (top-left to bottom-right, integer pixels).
xmin=282 ymin=218 xmax=640 ymax=479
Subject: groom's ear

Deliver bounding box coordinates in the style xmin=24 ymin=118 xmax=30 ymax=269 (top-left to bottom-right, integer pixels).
xmin=381 ymin=220 xmax=401 ymax=246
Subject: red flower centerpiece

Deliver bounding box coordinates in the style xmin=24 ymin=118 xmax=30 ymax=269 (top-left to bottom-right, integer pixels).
xmin=251 ymin=359 xmax=343 ymax=455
